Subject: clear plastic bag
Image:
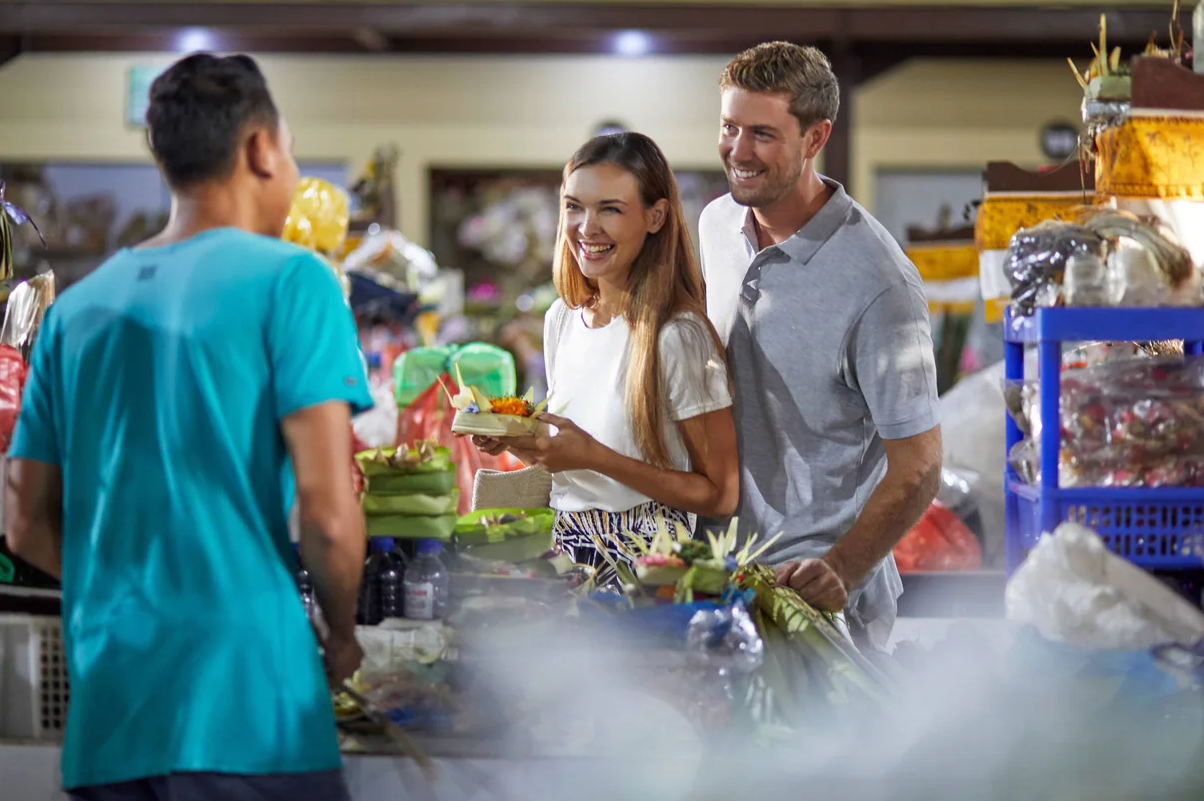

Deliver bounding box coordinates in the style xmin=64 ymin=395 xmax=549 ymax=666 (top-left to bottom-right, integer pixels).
xmin=1005 ymin=221 xmax=1106 ymax=317
xmin=683 ymin=597 xmax=764 ymax=728
xmin=1010 ymin=356 xmax=1204 ymax=488
xmin=342 ymin=228 xmax=440 ymax=307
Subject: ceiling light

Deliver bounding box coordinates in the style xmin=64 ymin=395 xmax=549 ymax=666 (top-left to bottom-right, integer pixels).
xmin=612 ymin=30 xmax=652 ymax=57
xmin=175 ymin=28 xmax=214 ymax=53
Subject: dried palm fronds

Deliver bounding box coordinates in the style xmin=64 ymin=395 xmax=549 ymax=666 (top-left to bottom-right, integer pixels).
xmin=1069 ymin=13 xmax=1128 ymax=92
xmin=1144 ymin=0 xmax=1188 ymax=62
xmin=366 ymin=438 xmax=443 ymax=470
xmin=1078 ymin=208 xmax=1196 ymax=289
xmin=1 ymin=181 xmax=46 ymax=282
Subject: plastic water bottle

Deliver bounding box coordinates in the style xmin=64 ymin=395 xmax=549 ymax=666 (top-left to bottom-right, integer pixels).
xmin=404 ymin=539 xmax=449 ymax=621
xmin=358 ymin=538 xmax=405 ymax=625
xmin=294 ymin=544 xmax=318 ymax=627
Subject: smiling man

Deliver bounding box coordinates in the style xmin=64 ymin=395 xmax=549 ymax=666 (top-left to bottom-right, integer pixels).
xmin=698 ymin=42 xmax=943 ymax=653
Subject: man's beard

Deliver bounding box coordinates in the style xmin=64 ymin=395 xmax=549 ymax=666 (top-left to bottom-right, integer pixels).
xmin=727 ymin=158 xmax=804 ymax=208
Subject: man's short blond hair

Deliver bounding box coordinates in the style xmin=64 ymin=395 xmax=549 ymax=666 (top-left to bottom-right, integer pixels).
xmin=719 ymin=41 xmax=840 ymax=132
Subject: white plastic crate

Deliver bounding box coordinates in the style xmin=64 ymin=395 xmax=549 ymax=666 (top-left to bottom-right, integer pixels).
xmin=0 ymin=614 xmax=68 ymax=741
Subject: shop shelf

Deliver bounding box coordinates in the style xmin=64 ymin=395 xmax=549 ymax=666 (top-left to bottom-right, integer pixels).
xmin=1003 ymin=307 xmax=1204 ymax=573
xmin=0 ymin=614 xmax=68 ymax=742
xmin=1006 ymin=479 xmax=1204 ymax=569
xmin=1004 ymin=306 xmax=1204 ymax=346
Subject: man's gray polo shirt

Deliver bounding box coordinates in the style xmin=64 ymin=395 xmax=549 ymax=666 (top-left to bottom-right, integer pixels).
xmin=698 ymin=179 xmax=940 ymax=630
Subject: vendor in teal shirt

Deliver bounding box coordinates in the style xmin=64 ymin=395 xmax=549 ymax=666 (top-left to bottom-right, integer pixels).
xmin=6 ymin=53 xmax=372 ymax=801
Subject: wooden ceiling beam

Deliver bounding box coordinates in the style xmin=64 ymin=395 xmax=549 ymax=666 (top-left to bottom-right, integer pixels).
xmin=0 ymin=35 xmax=23 ymax=68
xmin=21 ymin=33 xmax=367 ymax=55
xmin=0 ymin=3 xmax=1179 ymax=62
xmin=351 ymin=28 xmax=391 ymax=53
xmin=0 ymin=3 xmax=1174 ymax=47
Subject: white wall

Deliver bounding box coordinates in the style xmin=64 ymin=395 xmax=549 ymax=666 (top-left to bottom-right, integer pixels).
xmin=0 ymin=52 xmax=1085 ymax=245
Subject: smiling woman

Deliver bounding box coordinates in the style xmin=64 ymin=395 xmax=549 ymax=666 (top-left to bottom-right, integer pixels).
xmin=470 ymin=132 xmax=739 ymax=572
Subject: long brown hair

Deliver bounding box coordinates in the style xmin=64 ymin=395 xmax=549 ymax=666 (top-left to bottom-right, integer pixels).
xmin=553 ymin=132 xmax=726 ymax=468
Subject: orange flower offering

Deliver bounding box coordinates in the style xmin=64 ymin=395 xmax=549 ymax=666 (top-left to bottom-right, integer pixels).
xmin=488 ymin=396 xmax=534 ymax=417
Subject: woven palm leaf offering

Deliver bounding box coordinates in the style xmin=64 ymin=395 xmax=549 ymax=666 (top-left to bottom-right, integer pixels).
xmin=573 ymin=518 xmax=895 ymax=729
xmin=628 ymin=517 xmax=780 ymax=603
xmin=1068 ymin=13 xmax=1133 ymax=150
xmin=447 ymin=362 xmax=547 ymax=437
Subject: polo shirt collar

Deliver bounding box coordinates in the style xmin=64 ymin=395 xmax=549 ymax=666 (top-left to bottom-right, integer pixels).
xmin=738 ymin=177 xmax=853 ymax=264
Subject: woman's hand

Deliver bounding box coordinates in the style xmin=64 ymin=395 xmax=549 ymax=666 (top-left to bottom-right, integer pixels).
xmin=499 ymin=413 xmax=600 ymax=473
xmin=470 ymin=435 xmax=509 ymax=457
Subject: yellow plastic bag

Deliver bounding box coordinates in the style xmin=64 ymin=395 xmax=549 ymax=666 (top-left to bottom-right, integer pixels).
xmin=284 ymin=177 xmax=350 ymax=254
xmin=284 ymin=177 xmax=352 ymax=297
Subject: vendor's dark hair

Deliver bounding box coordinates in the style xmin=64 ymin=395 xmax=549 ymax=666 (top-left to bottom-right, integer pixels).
xmin=146 ymin=53 xmax=280 ymax=189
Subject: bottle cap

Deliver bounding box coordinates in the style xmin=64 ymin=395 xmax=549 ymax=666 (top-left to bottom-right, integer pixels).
xmin=416 ymin=539 xmax=443 ymax=554
xmin=369 ymin=537 xmax=395 ymax=553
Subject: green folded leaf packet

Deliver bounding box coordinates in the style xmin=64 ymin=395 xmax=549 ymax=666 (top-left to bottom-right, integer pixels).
xmin=455 ymin=508 xmax=555 ymax=564
xmin=361 ymin=490 xmax=459 ymax=516
xmin=356 ymin=442 xmax=459 ymax=539
xmin=366 ymin=513 xmax=458 ymax=542
xmin=365 ymin=471 xmax=457 ymax=496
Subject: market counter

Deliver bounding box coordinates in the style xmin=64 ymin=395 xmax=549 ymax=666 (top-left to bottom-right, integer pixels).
xmin=1 ymin=738 xmax=708 ymax=801
xmin=897 ymin=571 xmax=1006 ymax=618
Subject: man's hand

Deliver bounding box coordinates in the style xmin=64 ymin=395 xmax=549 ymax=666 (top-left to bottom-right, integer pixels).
xmin=323 ymin=631 xmax=364 ymax=689
xmin=498 ymin=413 xmax=600 ymax=473
xmin=775 ymin=558 xmax=849 ymax=613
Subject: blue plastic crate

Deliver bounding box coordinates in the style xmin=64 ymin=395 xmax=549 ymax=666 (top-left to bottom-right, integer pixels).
xmin=1003 ymin=307 xmax=1204 ymax=573
xmin=1006 ymin=480 xmax=1204 ymax=569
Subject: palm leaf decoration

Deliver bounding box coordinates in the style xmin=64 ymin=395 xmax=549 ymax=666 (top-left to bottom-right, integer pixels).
xmin=0 ymin=181 xmax=46 ymax=282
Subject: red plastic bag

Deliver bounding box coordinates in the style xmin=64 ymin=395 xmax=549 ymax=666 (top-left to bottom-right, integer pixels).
xmin=893 ymin=501 xmax=982 ymax=573
xmin=395 ymin=378 xmax=524 ymax=515
xmin=0 ymin=344 xmax=28 ymax=453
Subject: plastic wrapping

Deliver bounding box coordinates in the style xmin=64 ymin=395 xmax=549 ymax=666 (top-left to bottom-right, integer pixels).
xmin=682 ymin=596 xmax=765 ymax=728
xmin=940 ymin=361 xmax=1008 ymax=567
xmin=893 ymin=469 xmax=984 ymax=573
xmin=1005 ymin=221 xmax=1106 ymax=317
xmin=282 ymin=177 xmax=352 ymax=298
xmin=283 ymin=177 xmax=350 ymax=255
xmin=1006 ymin=213 xmax=1201 ymax=318
xmin=1006 ymin=521 xmax=1204 ymax=650
xmin=1009 ymin=356 xmax=1204 ymax=488
xmin=0 ymin=344 xmax=26 ymax=452
xmin=1063 ymin=253 xmax=1108 ymax=306
xmin=394 ymin=343 xmax=516 ymax=409
xmin=343 ymin=228 xmax=439 ymax=296
xmin=0 ymin=273 xmax=55 ymax=452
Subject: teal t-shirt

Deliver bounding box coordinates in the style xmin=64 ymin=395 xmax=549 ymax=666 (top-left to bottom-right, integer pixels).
xmin=8 ymin=228 xmax=374 ymax=789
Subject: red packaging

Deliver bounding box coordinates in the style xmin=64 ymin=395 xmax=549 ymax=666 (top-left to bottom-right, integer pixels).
xmin=893 ymin=502 xmax=983 ymax=573
xmin=0 ymin=344 xmax=28 ymax=452
xmin=395 ymin=378 xmax=525 ymax=515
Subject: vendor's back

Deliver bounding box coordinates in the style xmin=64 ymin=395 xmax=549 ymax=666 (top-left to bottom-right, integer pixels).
xmin=12 ymin=227 xmax=372 ymax=789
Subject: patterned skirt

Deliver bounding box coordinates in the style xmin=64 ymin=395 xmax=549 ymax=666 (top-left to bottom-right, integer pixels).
xmin=552 ymin=501 xmax=692 ymax=571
